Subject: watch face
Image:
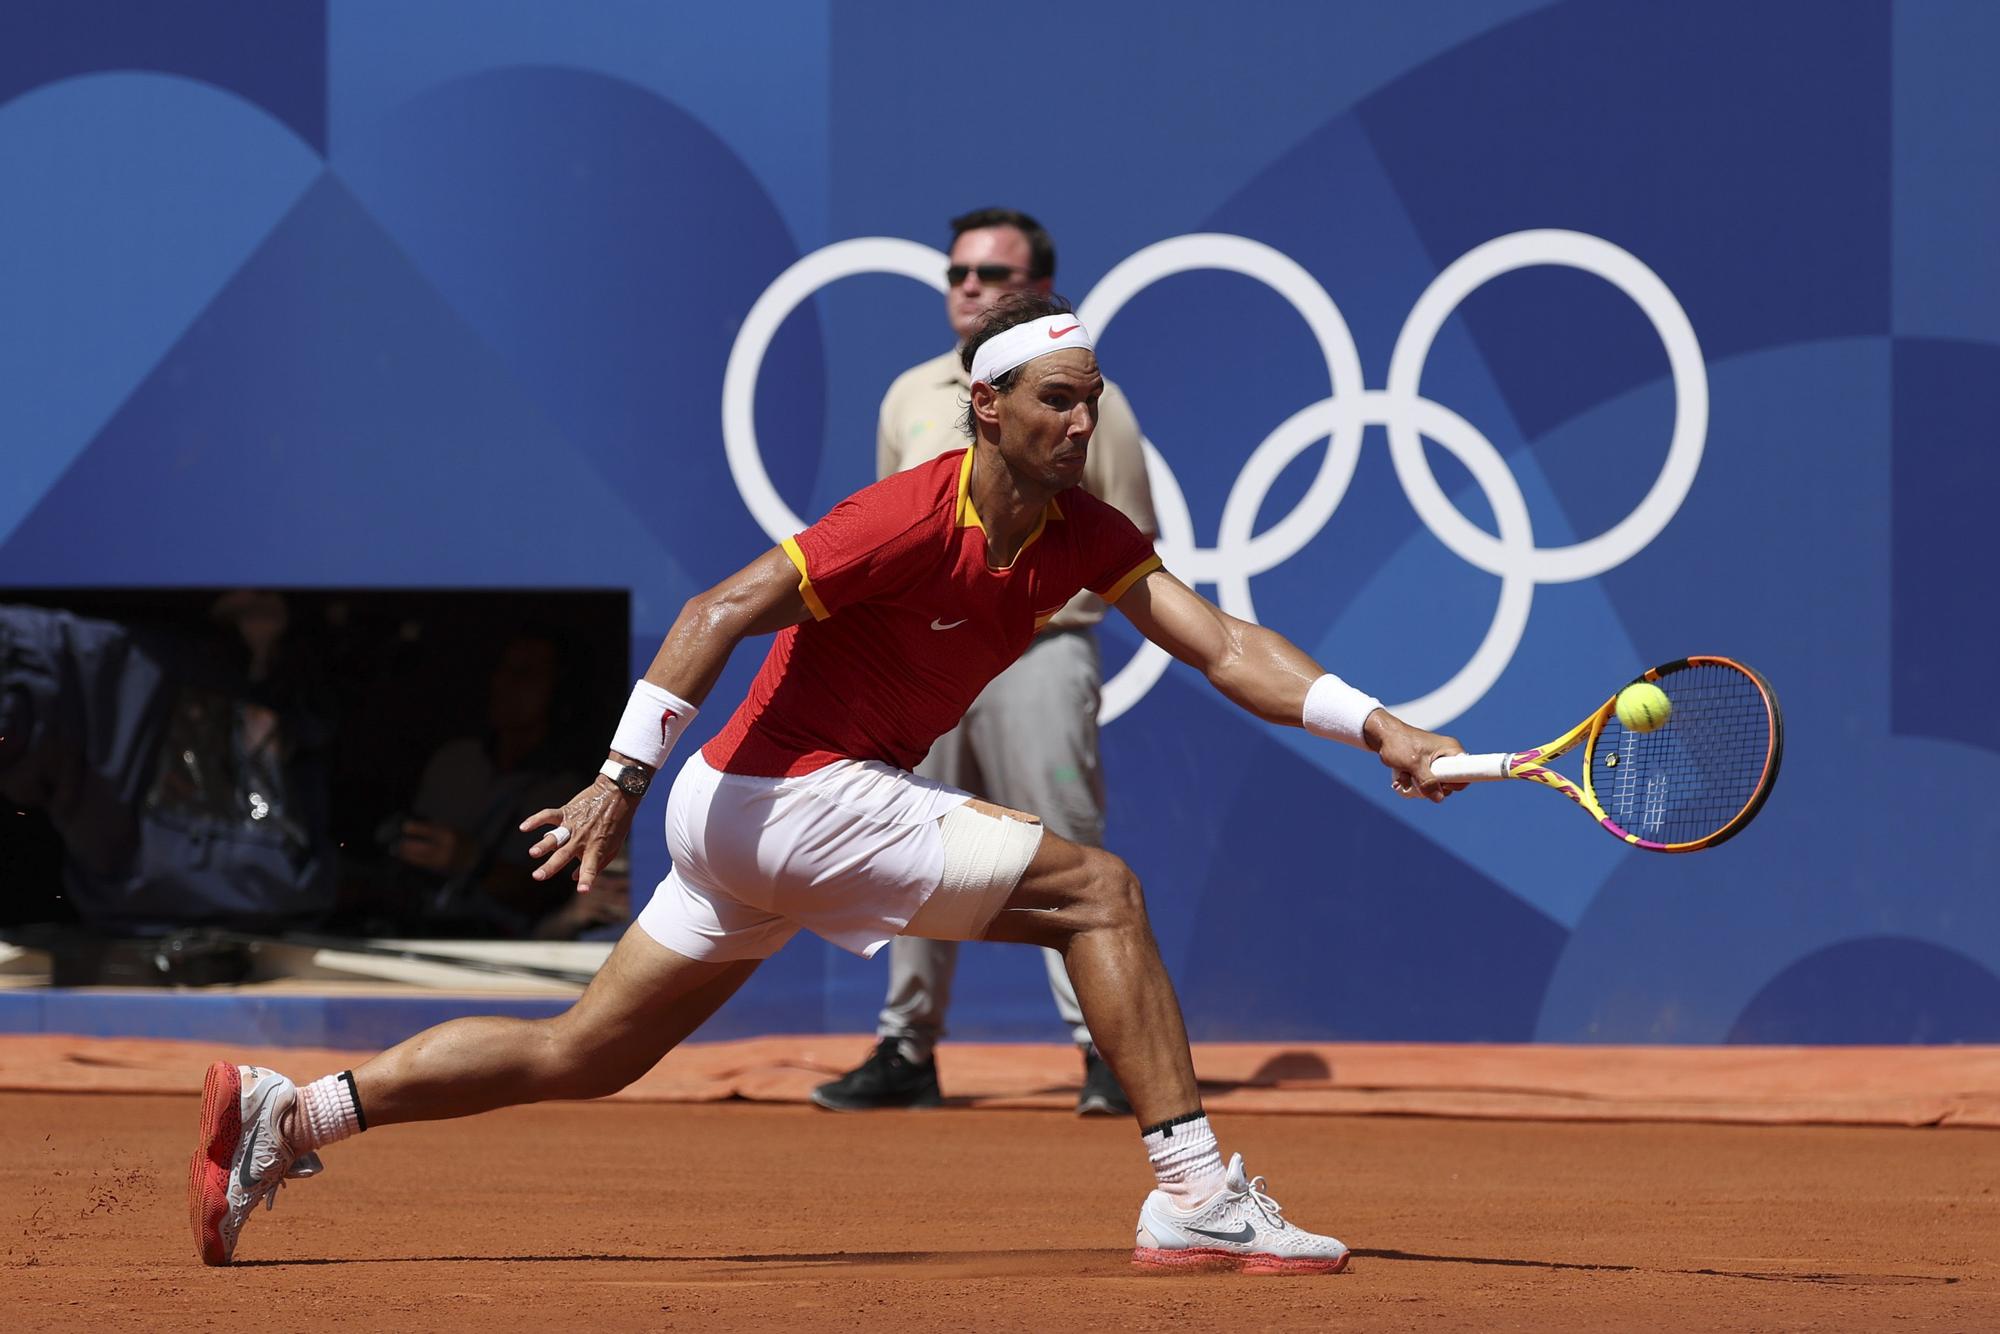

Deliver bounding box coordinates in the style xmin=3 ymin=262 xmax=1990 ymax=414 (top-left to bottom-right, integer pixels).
xmin=615 ymin=766 xmax=650 ymax=796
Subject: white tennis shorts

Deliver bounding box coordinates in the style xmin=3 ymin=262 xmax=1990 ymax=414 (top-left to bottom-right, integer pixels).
xmin=636 ymin=751 xmax=1045 ymax=961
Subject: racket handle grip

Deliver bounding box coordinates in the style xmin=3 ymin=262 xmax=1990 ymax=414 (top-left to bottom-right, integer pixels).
xmin=1431 ymin=752 xmax=1513 ymax=783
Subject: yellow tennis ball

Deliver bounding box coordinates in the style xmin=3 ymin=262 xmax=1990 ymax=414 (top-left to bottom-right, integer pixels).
xmin=1616 ymin=681 xmax=1672 ymax=733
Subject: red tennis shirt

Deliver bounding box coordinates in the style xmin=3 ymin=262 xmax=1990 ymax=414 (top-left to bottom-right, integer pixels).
xmin=703 ymin=447 xmax=1162 ymax=777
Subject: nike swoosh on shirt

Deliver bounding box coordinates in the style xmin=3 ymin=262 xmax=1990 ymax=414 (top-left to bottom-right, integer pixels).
xmin=930 ymin=617 xmax=967 ymax=630
xmin=1047 ymin=324 xmax=1081 ymax=339
xmin=1185 ymin=1222 xmax=1257 ymax=1244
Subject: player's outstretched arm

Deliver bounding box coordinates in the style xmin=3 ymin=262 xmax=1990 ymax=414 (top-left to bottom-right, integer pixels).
xmin=1115 ymin=568 xmax=1465 ymax=801
xmin=635 ymin=546 xmax=815 ymax=706
xmin=523 ymin=547 xmax=813 ymax=887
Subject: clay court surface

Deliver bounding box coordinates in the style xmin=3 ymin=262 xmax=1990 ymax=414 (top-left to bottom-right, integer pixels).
xmin=6 ymin=1090 xmax=1995 ymax=1332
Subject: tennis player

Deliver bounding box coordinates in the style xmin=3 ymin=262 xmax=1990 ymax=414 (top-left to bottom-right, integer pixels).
xmin=817 ymin=205 xmax=1157 ymax=1116
xmin=190 ymin=293 xmax=1464 ymax=1275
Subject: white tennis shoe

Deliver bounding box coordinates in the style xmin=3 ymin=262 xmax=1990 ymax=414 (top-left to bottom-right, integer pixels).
xmin=1133 ymin=1153 xmax=1350 ymax=1274
xmin=188 ymin=1062 xmax=323 ymax=1265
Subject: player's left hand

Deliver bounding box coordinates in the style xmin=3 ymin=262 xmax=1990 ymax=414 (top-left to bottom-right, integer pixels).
xmin=522 ymin=778 xmax=637 ymax=893
xmin=1367 ymin=713 xmax=1467 ymax=803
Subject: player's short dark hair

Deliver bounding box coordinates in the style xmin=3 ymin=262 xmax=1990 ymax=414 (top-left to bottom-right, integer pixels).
xmin=949 ymin=207 xmax=1056 ymax=281
xmin=957 ymin=292 xmax=1076 ymax=438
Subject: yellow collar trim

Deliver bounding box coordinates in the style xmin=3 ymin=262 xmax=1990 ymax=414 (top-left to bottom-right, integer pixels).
xmin=954 ymin=447 xmax=979 ymax=530
xmin=955 ymin=448 xmax=1065 ymax=540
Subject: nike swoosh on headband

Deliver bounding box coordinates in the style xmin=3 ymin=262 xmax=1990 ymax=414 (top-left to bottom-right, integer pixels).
xmin=1047 ymin=324 xmax=1081 ymax=339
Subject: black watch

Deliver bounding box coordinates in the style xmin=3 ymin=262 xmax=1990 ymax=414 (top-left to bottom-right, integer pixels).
xmin=599 ymin=759 xmax=653 ymax=797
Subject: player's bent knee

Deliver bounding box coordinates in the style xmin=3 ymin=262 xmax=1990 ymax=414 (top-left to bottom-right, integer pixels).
xmin=1082 ymin=848 xmax=1147 ymax=931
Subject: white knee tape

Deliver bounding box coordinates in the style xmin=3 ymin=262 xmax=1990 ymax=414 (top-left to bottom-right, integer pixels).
xmin=906 ymin=805 xmax=1045 ymax=941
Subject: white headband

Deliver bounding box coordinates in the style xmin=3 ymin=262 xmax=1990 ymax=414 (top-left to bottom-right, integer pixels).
xmin=967 ymin=314 xmax=1094 ymax=386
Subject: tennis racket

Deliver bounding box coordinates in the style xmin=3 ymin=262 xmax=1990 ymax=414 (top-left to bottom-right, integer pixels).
xmin=1428 ymin=655 xmax=1783 ymax=852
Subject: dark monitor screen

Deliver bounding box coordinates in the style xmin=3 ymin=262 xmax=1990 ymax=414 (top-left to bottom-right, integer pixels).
xmin=0 ymin=588 xmax=628 ymax=941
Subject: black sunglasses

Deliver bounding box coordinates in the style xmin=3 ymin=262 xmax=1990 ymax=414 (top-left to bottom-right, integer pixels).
xmin=946 ymin=263 xmax=1031 ymax=286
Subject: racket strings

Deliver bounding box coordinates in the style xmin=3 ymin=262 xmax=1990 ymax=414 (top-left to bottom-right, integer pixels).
xmin=1591 ymin=664 xmax=1773 ymax=845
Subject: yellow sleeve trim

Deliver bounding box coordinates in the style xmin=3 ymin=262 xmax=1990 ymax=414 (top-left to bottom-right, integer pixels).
xmin=1100 ymin=553 xmax=1164 ymax=605
xmin=782 ymin=536 xmax=832 ymax=621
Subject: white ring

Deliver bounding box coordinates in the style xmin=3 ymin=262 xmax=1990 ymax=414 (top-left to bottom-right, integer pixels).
xmin=1077 ymin=233 xmax=1366 ymax=597
xmin=1123 ymin=390 xmax=1535 ymax=730
xmin=1375 ymin=393 xmax=1536 ymax=730
xmin=551 ymin=825 xmax=572 ymax=849
xmin=1383 ymin=229 xmax=1706 ymax=585
xmin=723 ymin=238 xmax=949 ymax=542
xmin=1079 ymin=235 xmax=1364 ymax=722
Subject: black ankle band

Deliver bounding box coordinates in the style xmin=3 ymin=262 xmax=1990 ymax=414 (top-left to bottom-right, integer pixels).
xmin=1140 ymin=1109 xmax=1205 ymax=1139
xmin=338 ymin=1069 xmax=369 ymax=1132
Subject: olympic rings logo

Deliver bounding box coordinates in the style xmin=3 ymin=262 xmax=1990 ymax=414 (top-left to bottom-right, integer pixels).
xmin=722 ymin=230 xmax=1706 ymax=729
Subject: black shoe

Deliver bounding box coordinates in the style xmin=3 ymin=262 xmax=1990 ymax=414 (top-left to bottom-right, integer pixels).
xmin=810 ymin=1038 xmax=942 ymax=1111
xmin=1076 ymin=1044 xmax=1132 ymax=1117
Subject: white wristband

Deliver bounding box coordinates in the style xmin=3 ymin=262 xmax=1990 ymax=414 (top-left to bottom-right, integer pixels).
xmin=609 ymin=678 xmax=698 ymax=769
xmin=1302 ymin=673 xmax=1383 ymax=747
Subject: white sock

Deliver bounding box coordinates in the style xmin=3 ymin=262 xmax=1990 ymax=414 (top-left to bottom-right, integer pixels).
xmin=297 ymin=1072 xmax=365 ymax=1152
xmin=1143 ymin=1112 xmax=1226 ymax=1207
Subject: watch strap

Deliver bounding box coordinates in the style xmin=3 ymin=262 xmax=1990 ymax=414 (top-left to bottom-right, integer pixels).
xmin=599 ymin=759 xmax=651 ymax=793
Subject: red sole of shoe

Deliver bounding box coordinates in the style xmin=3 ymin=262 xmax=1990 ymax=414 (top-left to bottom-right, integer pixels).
xmin=189 ymin=1061 xmax=241 ymax=1266
xmin=1132 ymin=1245 xmax=1350 ymax=1275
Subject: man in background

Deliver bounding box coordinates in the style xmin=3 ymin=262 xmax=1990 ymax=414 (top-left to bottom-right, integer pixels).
xmin=386 ymin=631 xmax=606 ymax=939
xmin=812 ymin=208 xmax=1157 ymax=1116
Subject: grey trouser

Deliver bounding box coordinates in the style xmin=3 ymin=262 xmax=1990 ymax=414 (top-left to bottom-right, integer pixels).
xmin=880 ymin=629 xmax=1105 ymax=1057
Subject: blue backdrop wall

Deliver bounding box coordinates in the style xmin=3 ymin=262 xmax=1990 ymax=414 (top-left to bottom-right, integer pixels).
xmin=5 ymin=0 xmax=1998 ymax=1043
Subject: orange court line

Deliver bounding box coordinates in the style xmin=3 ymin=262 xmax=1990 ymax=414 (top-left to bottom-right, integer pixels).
xmin=4 ymin=1033 xmax=1996 ymax=1128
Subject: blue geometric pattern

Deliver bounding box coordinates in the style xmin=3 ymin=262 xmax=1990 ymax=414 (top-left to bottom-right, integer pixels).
xmin=3 ymin=2 xmax=1995 ymax=1042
